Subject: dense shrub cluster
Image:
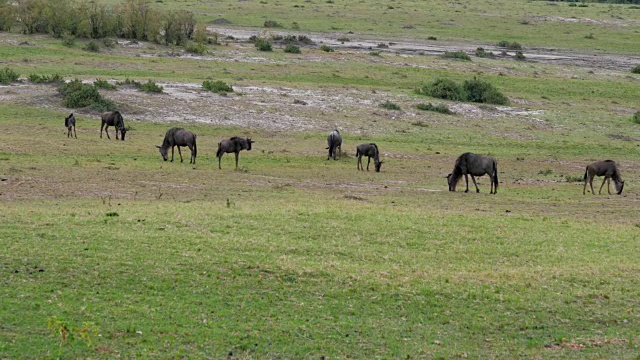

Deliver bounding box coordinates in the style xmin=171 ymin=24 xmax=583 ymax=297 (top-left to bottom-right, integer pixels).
xmin=320 ymin=45 xmax=335 ymax=52
xmin=633 ymin=111 xmax=640 ymax=124
xmin=58 ymin=79 xmax=115 ymax=111
xmin=203 ymin=80 xmax=233 ymax=94
xmin=442 ymin=51 xmax=471 ymax=61
xmin=140 ymin=80 xmax=163 ymax=93
xmin=631 ymin=65 xmax=640 ymax=74
xmin=0 ymin=67 xmax=20 ymax=85
xmin=380 ymin=101 xmax=401 ymax=110
xmin=29 ymin=73 xmax=63 ymax=84
xmin=496 ymin=40 xmax=522 ymax=50
xmin=0 ymin=0 xmax=14 ymax=31
xmin=284 ymin=44 xmax=301 ymax=54
xmin=475 ymin=47 xmax=495 ymax=58
xmin=94 ymin=79 xmax=117 ymax=90
xmin=254 ymin=38 xmax=273 ymax=51
xmin=10 ymin=0 xmax=198 ymax=46
xmin=416 ymin=78 xmax=509 ymax=105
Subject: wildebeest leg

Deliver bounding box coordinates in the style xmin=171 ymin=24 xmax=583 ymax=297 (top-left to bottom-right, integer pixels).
xmin=357 ymin=155 xmax=362 ymax=170
xmin=100 ymin=122 xmax=106 ymax=139
xmin=583 ymin=175 xmax=589 ymax=195
xmin=589 ymin=176 xmax=595 ymax=195
xmin=105 ymin=125 xmax=111 ymax=139
xmin=73 ymin=125 xmax=77 ymax=139
xmin=170 ymin=146 xmax=175 ymax=162
xmin=235 ymin=152 xmax=239 ymax=170
xmin=464 ymin=174 xmax=470 ymax=193
xmin=366 ymin=157 xmax=371 ymax=171
xmin=177 ymin=146 xmax=184 ymax=163
xmin=218 ymin=153 xmax=223 ymax=169
xmin=470 ymin=175 xmax=480 ymax=193
xmin=598 ymin=177 xmax=608 ymax=194
xmin=188 ymin=145 xmax=195 ymax=164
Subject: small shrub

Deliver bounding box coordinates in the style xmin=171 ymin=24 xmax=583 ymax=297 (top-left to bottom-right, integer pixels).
xmin=291 ymin=21 xmax=300 ymax=30
xmin=203 ymin=80 xmax=233 ymax=94
xmin=116 ymin=78 xmax=142 ymax=88
xmin=320 ymin=44 xmax=335 ymax=52
xmin=0 ymin=67 xmax=20 ymax=85
xmin=584 ymin=33 xmax=595 ymax=39
xmin=140 ymin=80 xmax=163 ymax=93
xmin=539 ymin=168 xmax=553 ymax=176
xmin=263 ymin=20 xmax=283 ymax=28
xmin=427 ymin=36 xmax=437 ymax=40
xmin=284 ymin=44 xmax=301 ymax=54
xmin=496 ymin=40 xmax=522 ymax=50
xmin=83 ymin=41 xmax=100 ymax=52
xmin=296 ymin=35 xmax=313 ymax=44
xmin=337 ymin=36 xmax=350 ymax=42
xmin=416 ymin=103 xmax=453 ymax=114
xmin=62 ymin=33 xmax=76 ymax=47
xmin=578 ymin=3 xmax=588 ymax=7
xmin=254 ymin=38 xmax=272 ymax=51
xmin=633 ymin=111 xmax=640 ymax=124
xmin=29 ymin=73 xmax=63 ymax=84
xmin=102 ymin=38 xmax=117 ymax=48
xmin=515 ymin=51 xmax=526 ymax=61
xmin=369 ymin=50 xmax=382 ymax=56
xmin=565 ymin=175 xmax=583 ymax=183
xmin=185 ymin=42 xmax=208 ymax=55
xmin=58 ymin=79 xmax=115 ymax=111
xmin=417 ymin=78 xmax=466 ymax=102
xmin=631 ymin=65 xmax=640 ymax=74
xmin=94 ymin=79 xmax=117 ymax=90
xmin=380 ymin=101 xmax=401 ymax=110
xmin=475 ymin=47 xmax=495 ymax=58
xmin=568 ymin=2 xmax=577 ymax=6
xmin=463 ymin=78 xmax=509 ymax=105
xmin=442 ymin=51 xmax=471 ymax=61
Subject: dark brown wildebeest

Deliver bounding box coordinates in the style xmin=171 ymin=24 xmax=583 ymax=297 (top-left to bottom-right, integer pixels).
xmin=64 ymin=113 xmax=77 ymax=139
xmin=583 ymin=160 xmax=624 ymax=195
xmin=216 ymin=137 xmax=254 ymax=170
xmin=100 ymin=111 xmax=127 ymax=141
xmin=447 ymin=152 xmax=498 ymax=194
xmin=356 ymin=143 xmax=383 ymax=172
xmin=326 ymin=129 xmax=342 ymax=160
xmin=156 ymin=127 xmax=197 ymax=164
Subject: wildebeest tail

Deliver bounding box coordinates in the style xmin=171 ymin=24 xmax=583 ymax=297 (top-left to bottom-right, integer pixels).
xmin=216 ymin=142 xmax=222 ymax=158
xmin=193 ymin=135 xmax=197 ymax=158
xmin=583 ymin=167 xmax=588 ymax=180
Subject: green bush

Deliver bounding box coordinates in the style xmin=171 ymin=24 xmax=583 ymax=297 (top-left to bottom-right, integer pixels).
xmin=633 ymin=111 xmax=640 ymax=124
xmin=58 ymin=79 xmax=115 ymax=111
xmin=116 ymin=78 xmax=142 ymax=87
xmin=102 ymin=38 xmax=117 ymax=48
xmin=380 ymin=101 xmax=401 ymax=110
xmin=203 ymin=80 xmax=233 ymax=94
xmin=284 ymin=44 xmax=301 ymax=54
xmin=140 ymin=80 xmax=163 ymax=93
xmin=475 ymin=47 xmax=495 ymax=58
xmin=255 ymin=38 xmax=272 ymax=51
xmin=94 ymin=79 xmax=117 ymax=90
xmin=83 ymin=40 xmax=100 ymax=52
xmin=320 ymin=44 xmax=334 ymax=52
xmin=263 ymin=20 xmax=282 ymax=28
xmin=0 ymin=0 xmax=14 ymax=31
xmin=496 ymin=40 xmax=522 ymax=50
xmin=463 ymin=78 xmax=509 ymax=105
xmin=0 ymin=67 xmax=20 ymax=85
xmin=442 ymin=51 xmax=471 ymax=61
xmin=416 ymin=103 xmax=453 ymax=114
xmin=515 ymin=51 xmax=526 ymax=61
xmin=417 ymin=78 xmax=466 ymax=102
xmin=631 ymin=65 xmax=640 ymax=74
xmin=29 ymin=73 xmax=63 ymax=84
xmin=185 ymin=42 xmax=207 ymax=55
xmin=62 ymin=33 xmax=76 ymax=47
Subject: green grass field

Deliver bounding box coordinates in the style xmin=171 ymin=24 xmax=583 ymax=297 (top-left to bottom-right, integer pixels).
xmin=1 ymin=0 xmax=640 ymax=358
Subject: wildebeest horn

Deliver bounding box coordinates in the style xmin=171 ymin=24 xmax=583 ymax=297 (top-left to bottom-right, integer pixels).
xmin=155 ymin=145 xmax=161 ymax=148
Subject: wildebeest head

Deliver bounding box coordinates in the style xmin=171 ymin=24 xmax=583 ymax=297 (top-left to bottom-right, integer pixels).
xmin=615 ymin=180 xmax=625 ymax=195
xmin=246 ymin=138 xmax=254 ymax=150
xmin=156 ymin=145 xmax=168 ymax=161
xmin=447 ymin=172 xmax=459 ymax=191
xmin=375 ymin=160 xmax=384 ymax=173
xmin=120 ymin=127 xmax=128 ymax=141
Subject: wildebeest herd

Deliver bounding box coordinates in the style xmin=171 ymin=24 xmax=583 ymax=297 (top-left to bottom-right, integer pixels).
xmin=65 ymin=112 xmax=626 ymax=195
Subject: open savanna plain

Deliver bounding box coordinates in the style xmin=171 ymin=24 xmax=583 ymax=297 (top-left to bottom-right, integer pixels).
xmin=1 ymin=0 xmax=640 ymax=358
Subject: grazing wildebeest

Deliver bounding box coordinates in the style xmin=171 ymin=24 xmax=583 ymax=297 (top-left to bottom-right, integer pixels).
xmin=156 ymin=127 xmax=197 ymax=164
xmin=356 ymin=143 xmax=383 ymax=172
xmin=583 ymin=160 xmax=624 ymax=195
xmin=326 ymin=129 xmax=342 ymax=160
xmin=64 ymin=113 xmax=77 ymax=139
xmin=447 ymin=152 xmax=499 ymax=194
xmin=216 ymin=136 xmax=254 ymax=170
xmin=100 ymin=111 xmax=127 ymax=141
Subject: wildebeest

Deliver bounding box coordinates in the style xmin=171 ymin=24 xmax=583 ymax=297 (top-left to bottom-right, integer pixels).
xmin=356 ymin=143 xmax=383 ymax=172
xmin=447 ymin=152 xmax=498 ymax=194
xmin=156 ymin=127 xmax=197 ymax=164
xmin=100 ymin=111 xmax=127 ymax=141
xmin=64 ymin=113 xmax=77 ymax=139
xmin=583 ymin=160 xmax=624 ymax=195
xmin=216 ymin=137 xmax=254 ymax=170
xmin=326 ymin=129 xmax=342 ymax=160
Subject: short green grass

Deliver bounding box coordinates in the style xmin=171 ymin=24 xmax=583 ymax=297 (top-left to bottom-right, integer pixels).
xmin=1 ymin=0 xmax=640 ymax=357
